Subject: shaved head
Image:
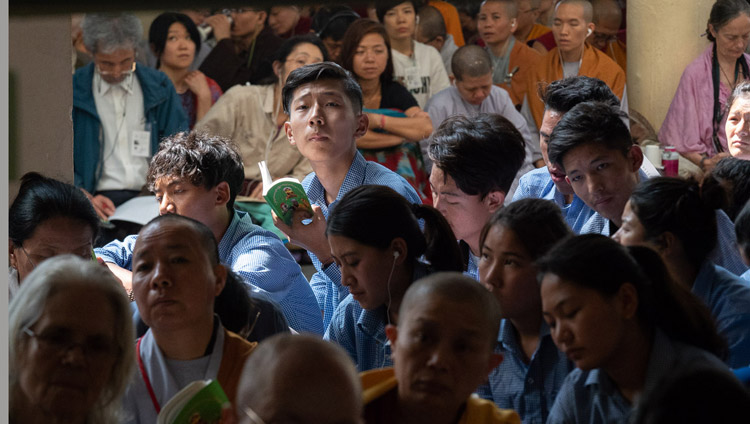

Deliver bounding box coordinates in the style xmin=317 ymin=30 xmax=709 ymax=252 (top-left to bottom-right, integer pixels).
xmin=556 ymin=0 xmax=594 ymax=23
xmin=399 ymin=272 xmax=502 ymax=346
xmin=591 ymin=0 xmax=622 ymax=26
xmin=417 ymin=5 xmax=447 ymax=42
xmin=452 ymin=44 xmax=493 ymax=81
xmin=235 ymin=334 xmax=362 ymax=423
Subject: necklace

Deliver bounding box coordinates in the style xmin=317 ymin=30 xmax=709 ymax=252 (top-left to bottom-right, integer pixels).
xmin=719 ymin=62 xmax=737 ymax=90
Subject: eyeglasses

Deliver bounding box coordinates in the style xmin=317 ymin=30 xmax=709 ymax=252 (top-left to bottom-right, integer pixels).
xmin=20 ymin=245 xmax=37 ymax=269
xmin=96 ymin=60 xmax=137 ymax=79
xmin=24 ymin=328 xmax=117 ymax=361
xmin=223 ymin=7 xmax=257 ymax=14
xmin=241 ymin=405 xmax=267 ymax=424
xmin=19 ymin=245 xmax=95 ymax=270
xmin=592 ymin=31 xmax=619 ymax=44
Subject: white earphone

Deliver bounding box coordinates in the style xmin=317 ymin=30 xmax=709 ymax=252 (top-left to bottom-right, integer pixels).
xmin=587 ymin=28 xmax=592 ymax=36
xmin=393 ymin=251 xmax=400 ymax=258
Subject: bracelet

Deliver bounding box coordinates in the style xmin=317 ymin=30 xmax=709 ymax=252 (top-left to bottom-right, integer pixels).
xmin=127 ymin=288 xmax=135 ymax=302
xmin=380 ymin=114 xmax=386 ymax=130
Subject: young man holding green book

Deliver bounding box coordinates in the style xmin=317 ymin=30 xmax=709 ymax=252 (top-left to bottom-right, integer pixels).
xmin=277 ymin=62 xmax=421 ymax=330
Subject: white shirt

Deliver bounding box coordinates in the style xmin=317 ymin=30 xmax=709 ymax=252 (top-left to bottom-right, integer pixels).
xmin=391 ymin=40 xmax=451 ymax=109
xmin=92 ymin=70 xmax=149 ymax=192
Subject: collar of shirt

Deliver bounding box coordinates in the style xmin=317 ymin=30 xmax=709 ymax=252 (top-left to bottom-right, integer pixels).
xmin=94 ymin=69 xmax=136 ymax=96
xmin=217 ymin=210 xmax=243 ymax=262
xmin=357 ymin=305 xmax=390 ymax=345
xmin=498 ymin=319 xmax=552 ymax=353
xmin=307 ymin=152 xmax=365 ymax=214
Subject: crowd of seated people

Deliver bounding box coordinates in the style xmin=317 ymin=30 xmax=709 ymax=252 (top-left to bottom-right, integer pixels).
xmin=12 ymin=1 xmax=750 ymax=423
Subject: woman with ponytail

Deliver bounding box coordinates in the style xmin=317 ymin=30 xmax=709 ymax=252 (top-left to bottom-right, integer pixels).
xmin=539 ymin=234 xmax=730 ymax=424
xmin=614 ymin=176 xmax=750 ymax=368
xmin=660 ymin=0 xmax=750 ymax=174
xmin=323 ymin=184 xmax=463 ymax=371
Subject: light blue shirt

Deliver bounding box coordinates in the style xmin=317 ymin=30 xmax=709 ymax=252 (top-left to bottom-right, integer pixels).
xmin=512 ymin=167 xmax=596 ymax=234
xmin=324 ymin=295 xmax=393 ymax=372
xmin=581 ymin=208 xmax=748 ymax=276
xmin=303 ymin=152 xmax=421 ymax=331
xmin=95 ymin=210 xmax=323 ymax=335
xmin=547 ymin=330 xmax=728 ymax=424
xmin=476 ymin=320 xmax=573 ymax=424
xmin=742 ymin=269 xmax=750 ymax=282
xmin=693 ymin=261 xmax=750 ymax=368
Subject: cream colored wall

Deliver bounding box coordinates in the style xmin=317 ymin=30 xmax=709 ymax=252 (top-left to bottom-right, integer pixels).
xmin=9 ymin=15 xmax=75 ymax=200
xmin=628 ymin=0 xmax=714 ymax=134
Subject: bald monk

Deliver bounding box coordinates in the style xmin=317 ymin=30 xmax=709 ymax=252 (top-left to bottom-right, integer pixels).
xmin=588 ymin=0 xmax=626 ymax=73
xmin=226 ymin=334 xmax=363 ymax=424
xmin=361 ymin=272 xmax=521 ymax=424
xmin=515 ymin=0 xmax=552 ymax=44
xmin=523 ymin=0 xmax=626 ymax=130
xmin=417 ymin=5 xmax=460 ymax=76
xmin=477 ymin=0 xmax=542 ymax=106
xmin=121 ymin=214 xmax=257 ymax=424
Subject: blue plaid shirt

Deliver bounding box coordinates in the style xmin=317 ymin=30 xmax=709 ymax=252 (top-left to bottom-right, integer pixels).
xmin=477 ymin=320 xmax=573 ymax=424
xmin=324 ymin=294 xmax=393 ymax=372
xmin=95 ymin=210 xmax=324 ymax=335
xmin=693 ymin=261 xmax=750 ymax=368
xmin=303 ymin=152 xmax=421 ymax=330
xmin=512 ymin=167 xmax=596 ymax=234
xmin=547 ymin=331 xmax=728 ymax=424
xmin=582 ymin=208 xmax=748 ymax=276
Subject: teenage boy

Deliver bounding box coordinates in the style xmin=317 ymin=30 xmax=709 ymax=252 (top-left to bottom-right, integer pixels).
xmin=361 ymin=272 xmax=521 ymax=424
xmin=95 ymin=132 xmax=323 ymax=335
xmin=513 ymin=76 xmax=659 ymax=233
xmin=548 ymin=102 xmax=748 ymax=275
xmin=277 ymin=62 xmax=421 ymax=330
xmin=428 ymin=114 xmax=526 ymax=279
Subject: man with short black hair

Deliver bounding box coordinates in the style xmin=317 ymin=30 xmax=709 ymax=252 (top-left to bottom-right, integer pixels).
xmin=429 ymin=113 xmax=526 ymax=279
xmin=278 ymin=62 xmax=421 ymax=330
xmin=95 ymin=131 xmax=323 ymax=335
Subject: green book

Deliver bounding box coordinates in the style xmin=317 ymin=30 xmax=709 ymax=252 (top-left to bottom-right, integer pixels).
xmin=258 ymin=160 xmax=314 ymax=226
xmin=156 ymin=379 xmax=229 ymax=424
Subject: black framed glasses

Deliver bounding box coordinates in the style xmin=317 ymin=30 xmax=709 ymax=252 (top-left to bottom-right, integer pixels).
xmin=24 ymin=327 xmax=117 ymax=361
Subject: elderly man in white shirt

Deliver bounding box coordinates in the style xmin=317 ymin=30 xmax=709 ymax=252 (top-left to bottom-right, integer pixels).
xmin=73 ymin=13 xmax=187 ymax=219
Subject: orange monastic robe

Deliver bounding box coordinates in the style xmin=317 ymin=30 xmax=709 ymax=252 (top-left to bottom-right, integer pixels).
xmin=526 ymin=23 xmax=552 ymax=42
xmin=498 ymin=41 xmax=542 ymax=106
xmin=604 ymin=40 xmax=627 ymax=75
xmin=429 ymin=0 xmax=466 ymax=47
xmin=526 ymin=43 xmax=626 ymax=128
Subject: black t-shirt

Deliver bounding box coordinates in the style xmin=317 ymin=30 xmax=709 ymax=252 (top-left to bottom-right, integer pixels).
xmin=379 ymin=79 xmax=419 ymax=112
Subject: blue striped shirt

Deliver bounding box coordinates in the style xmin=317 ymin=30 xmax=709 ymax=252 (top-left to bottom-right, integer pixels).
xmin=693 ymin=261 xmax=750 ymax=368
xmin=547 ymin=330 xmax=728 ymax=424
xmin=324 ymin=294 xmax=393 ymax=372
xmin=512 ymin=167 xmax=596 ymax=234
xmin=95 ymin=210 xmax=323 ymax=335
xmin=477 ymin=320 xmax=573 ymax=424
xmin=303 ymin=152 xmax=421 ymax=331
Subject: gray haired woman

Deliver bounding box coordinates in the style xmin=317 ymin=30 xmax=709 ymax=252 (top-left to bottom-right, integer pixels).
xmin=9 ymin=255 xmax=135 ymax=424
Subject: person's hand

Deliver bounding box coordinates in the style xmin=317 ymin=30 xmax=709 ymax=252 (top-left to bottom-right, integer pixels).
xmin=366 ymin=112 xmax=382 ymax=130
xmin=184 ymin=70 xmax=211 ymax=99
xmin=204 ymin=13 xmax=232 ymax=41
xmin=80 ymin=188 xmax=115 ymax=219
xmin=701 ymin=152 xmax=730 ymax=173
xmin=272 ymin=205 xmax=333 ymax=263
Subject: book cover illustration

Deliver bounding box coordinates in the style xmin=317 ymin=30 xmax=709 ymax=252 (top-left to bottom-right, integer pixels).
xmin=157 ymin=379 xmax=229 ymax=424
xmin=258 ymin=161 xmax=313 ymax=226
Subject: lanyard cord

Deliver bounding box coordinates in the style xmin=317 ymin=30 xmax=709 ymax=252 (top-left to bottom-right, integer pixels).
xmin=136 ymin=337 xmax=161 ymax=414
